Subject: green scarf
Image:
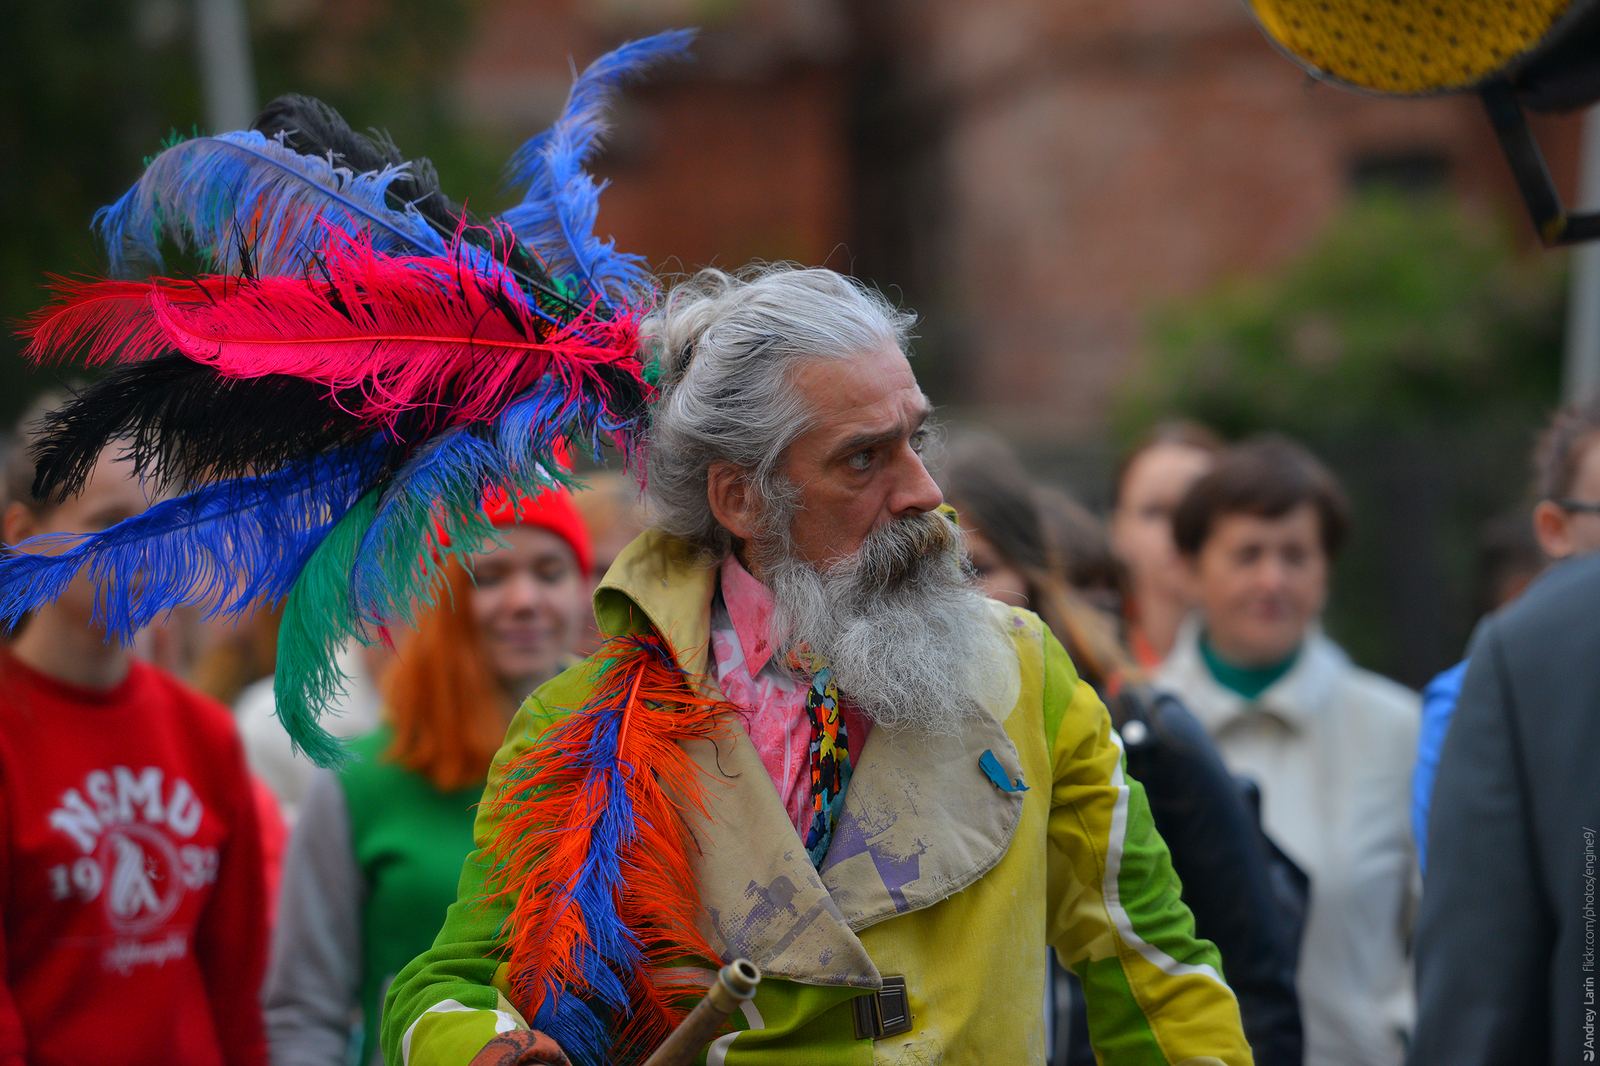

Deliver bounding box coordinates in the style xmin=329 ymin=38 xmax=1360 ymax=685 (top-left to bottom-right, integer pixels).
xmin=1200 ymin=633 xmax=1299 ymax=700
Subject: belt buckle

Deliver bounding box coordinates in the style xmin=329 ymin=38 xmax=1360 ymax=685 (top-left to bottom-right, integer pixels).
xmin=851 ymin=975 xmax=913 ymax=1040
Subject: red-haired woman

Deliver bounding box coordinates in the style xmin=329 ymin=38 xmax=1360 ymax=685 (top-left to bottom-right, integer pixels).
xmin=264 ymin=489 xmax=593 ymax=1066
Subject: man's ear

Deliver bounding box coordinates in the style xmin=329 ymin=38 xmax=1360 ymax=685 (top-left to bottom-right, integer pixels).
xmin=1534 ymin=499 xmax=1573 ymax=560
xmin=706 ymin=461 xmax=760 ymax=543
xmin=2 ymin=501 xmax=38 ymax=549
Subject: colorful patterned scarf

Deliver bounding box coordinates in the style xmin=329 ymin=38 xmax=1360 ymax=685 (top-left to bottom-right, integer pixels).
xmin=788 ymin=646 xmax=853 ymax=867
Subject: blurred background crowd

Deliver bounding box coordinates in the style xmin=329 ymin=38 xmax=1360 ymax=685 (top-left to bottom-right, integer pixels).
xmin=3 ymin=2 xmax=1599 ymax=1066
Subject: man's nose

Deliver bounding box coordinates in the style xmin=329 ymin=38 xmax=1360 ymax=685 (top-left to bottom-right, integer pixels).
xmin=888 ymin=443 xmax=944 ymax=517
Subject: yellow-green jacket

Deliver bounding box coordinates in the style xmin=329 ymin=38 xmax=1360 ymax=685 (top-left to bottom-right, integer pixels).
xmin=382 ymin=530 xmax=1251 ymax=1066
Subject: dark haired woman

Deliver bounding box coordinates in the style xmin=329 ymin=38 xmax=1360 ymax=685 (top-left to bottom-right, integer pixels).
xmin=1109 ymin=422 xmax=1221 ymax=668
xmin=941 ymin=435 xmax=1302 ymax=1066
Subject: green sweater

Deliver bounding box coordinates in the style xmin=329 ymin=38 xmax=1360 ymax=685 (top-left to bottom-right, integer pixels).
xmin=341 ymin=730 xmax=485 ymax=1065
xmin=264 ymin=728 xmax=483 ymax=1066
xmin=1200 ymin=633 xmax=1300 ymax=701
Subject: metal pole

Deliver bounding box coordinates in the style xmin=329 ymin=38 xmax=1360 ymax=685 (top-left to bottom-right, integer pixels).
xmin=194 ymin=0 xmax=258 ymax=134
xmin=640 ymin=959 xmax=761 ymax=1066
xmin=1563 ymin=104 xmax=1600 ymax=404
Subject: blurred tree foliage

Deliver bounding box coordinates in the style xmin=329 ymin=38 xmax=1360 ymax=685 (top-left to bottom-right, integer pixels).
xmin=252 ymin=0 xmax=506 ymax=205
xmin=0 ymin=0 xmax=202 ymax=427
xmin=0 ymin=0 xmax=504 ymax=431
xmin=1118 ymin=194 xmax=1566 ymax=686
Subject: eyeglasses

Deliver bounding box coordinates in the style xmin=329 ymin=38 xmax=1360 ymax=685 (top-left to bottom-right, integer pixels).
xmin=1556 ymin=499 xmax=1600 ymax=515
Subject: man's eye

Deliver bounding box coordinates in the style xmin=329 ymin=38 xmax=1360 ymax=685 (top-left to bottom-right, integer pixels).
xmin=847 ymin=451 xmax=874 ymax=471
xmin=909 ymin=430 xmax=928 ymax=454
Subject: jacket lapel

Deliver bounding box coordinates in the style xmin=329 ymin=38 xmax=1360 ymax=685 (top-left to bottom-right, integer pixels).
xmin=820 ymin=683 xmax=1027 ymax=930
xmin=593 ymin=529 xmax=718 ymax=684
xmin=680 ymin=724 xmax=885 ymax=989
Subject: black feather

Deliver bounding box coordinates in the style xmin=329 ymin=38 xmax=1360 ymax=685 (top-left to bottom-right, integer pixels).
xmin=252 ymin=96 xmax=456 ymax=241
xmin=29 ymin=355 xmax=421 ymax=501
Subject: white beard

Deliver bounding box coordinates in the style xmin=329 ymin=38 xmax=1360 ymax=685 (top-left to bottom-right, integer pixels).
xmin=756 ymin=510 xmax=1018 ymax=737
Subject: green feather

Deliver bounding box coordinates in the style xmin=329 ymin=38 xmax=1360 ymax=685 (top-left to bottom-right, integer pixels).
xmin=273 ymin=489 xmax=381 ymax=768
xmin=351 ymin=474 xmax=512 ymax=628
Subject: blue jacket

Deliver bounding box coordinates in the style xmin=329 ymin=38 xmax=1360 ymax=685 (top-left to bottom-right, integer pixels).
xmin=1411 ymin=660 xmax=1467 ymax=873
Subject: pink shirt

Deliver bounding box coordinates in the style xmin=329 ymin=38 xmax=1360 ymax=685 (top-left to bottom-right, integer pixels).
xmin=709 ymin=557 xmax=870 ymax=835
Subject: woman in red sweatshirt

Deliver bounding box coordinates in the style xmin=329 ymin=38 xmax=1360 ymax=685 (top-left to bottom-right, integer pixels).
xmin=0 ymin=401 xmax=269 ymax=1066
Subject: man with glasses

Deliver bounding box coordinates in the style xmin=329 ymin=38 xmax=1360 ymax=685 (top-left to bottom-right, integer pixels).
xmin=1411 ymin=401 xmax=1600 ymax=871
xmin=1411 ymin=400 xmax=1600 ymax=1066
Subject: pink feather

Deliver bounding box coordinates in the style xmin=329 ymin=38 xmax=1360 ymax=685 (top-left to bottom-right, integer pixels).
xmin=22 ymin=277 xmax=177 ymax=365
xmin=21 ymin=235 xmax=642 ymax=432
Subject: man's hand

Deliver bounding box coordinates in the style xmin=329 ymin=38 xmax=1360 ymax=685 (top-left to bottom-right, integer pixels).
xmin=467 ymin=1030 xmax=572 ymax=1066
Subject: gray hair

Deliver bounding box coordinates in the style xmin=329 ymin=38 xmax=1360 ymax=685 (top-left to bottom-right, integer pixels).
xmin=641 ymin=264 xmax=916 ymax=557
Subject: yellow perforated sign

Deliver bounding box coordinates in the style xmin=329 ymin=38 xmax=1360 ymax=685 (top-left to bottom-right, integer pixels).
xmin=1247 ymin=0 xmax=1575 ymax=95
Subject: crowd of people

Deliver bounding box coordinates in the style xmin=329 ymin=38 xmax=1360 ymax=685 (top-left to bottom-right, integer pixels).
xmin=3 ymin=268 xmax=1597 ymax=1066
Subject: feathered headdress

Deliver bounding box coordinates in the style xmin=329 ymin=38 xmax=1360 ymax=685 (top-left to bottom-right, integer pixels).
xmin=4 ymin=30 xmax=696 ymax=765
xmin=6 ymin=35 xmax=742 ymax=1061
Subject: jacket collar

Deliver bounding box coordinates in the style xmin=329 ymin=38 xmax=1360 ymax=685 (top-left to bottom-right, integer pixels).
xmin=717 ymin=554 xmax=783 ymax=676
xmin=594 ymin=528 xmax=719 ymax=687
xmin=1158 ymin=613 xmax=1345 ymax=736
xmin=594 ymin=529 xmax=1026 ymax=988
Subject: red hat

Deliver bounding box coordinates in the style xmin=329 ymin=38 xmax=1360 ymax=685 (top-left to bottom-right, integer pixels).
xmin=435 ymin=484 xmax=595 ymax=577
xmin=481 ymin=484 xmax=594 ymax=576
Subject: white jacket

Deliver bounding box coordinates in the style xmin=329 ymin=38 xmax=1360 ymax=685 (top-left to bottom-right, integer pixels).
xmin=1156 ymin=617 xmax=1420 ymax=1066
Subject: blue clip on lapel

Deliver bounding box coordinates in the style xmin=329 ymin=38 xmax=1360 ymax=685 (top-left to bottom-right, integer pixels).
xmin=979 ymin=749 xmax=1028 ymax=792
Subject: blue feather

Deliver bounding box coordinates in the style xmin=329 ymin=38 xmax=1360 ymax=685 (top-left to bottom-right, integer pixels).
xmin=538 ymin=999 xmax=610 ymax=1066
xmin=347 ymin=428 xmax=516 ymax=626
xmin=271 ymin=377 xmax=615 ymax=766
xmin=530 ymin=713 xmax=644 ymax=1064
xmin=0 ymin=447 xmax=377 ymax=639
xmin=491 ymin=372 xmax=612 ymax=478
xmin=94 ymin=130 xmax=450 ymax=277
xmin=347 ymin=375 xmax=608 ymax=625
xmin=500 ymin=30 xmax=696 ymax=310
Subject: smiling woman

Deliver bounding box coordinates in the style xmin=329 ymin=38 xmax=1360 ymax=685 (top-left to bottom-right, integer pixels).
xmin=469 ymin=525 xmax=592 ymax=705
xmin=1156 ymin=434 xmax=1421 ymax=1066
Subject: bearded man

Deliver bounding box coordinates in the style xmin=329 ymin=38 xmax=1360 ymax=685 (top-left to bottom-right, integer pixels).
xmin=382 ymin=266 xmax=1250 ymax=1066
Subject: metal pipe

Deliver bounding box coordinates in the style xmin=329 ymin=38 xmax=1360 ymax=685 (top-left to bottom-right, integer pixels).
xmin=641 ymin=959 xmax=761 ymax=1066
xmin=1566 ymin=104 xmax=1600 ymax=403
xmin=194 ymin=0 xmax=258 ymax=133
